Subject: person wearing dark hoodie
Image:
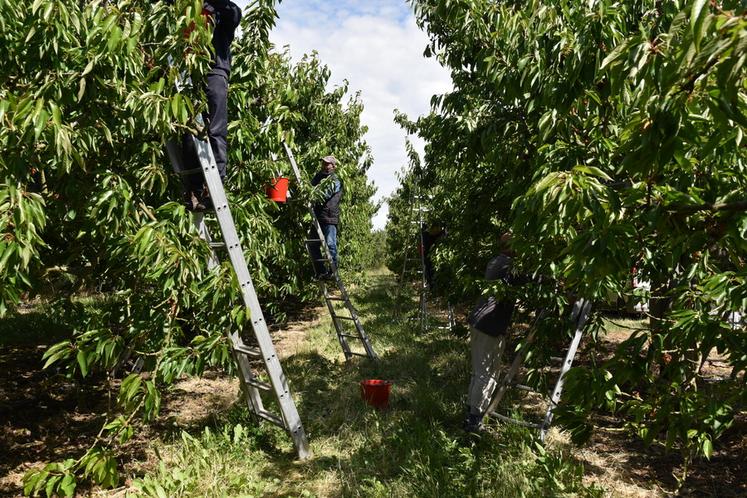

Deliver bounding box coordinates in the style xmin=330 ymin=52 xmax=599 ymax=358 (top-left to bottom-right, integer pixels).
xmin=464 ymin=232 xmax=526 ymax=433
xmin=308 ymin=155 xmax=342 ymax=279
xmin=177 ymin=0 xmax=242 ymax=211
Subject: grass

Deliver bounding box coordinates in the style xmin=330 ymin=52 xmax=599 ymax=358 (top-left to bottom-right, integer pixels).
xmin=127 ymin=272 xmax=603 ymax=497
xmin=0 ymin=306 xmax=71 ymax=346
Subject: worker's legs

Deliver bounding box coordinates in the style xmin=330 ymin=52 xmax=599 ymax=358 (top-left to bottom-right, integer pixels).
xmin=180 ymin=134 xmax=207 ymax=210
xmin=308 ymin=226 xmax=326 ymax=276
xmin=424 ymin=255 xmax=434 ymax=289
xmin=466 ymin=326 xmax=506 ymax=428
xmin=322 ymin=223 xmax=338 ymax=270
xmin=205 ymin=71 xmax=229 ymax=181
xmin=176 ymin=70 xmax=228 ymax=212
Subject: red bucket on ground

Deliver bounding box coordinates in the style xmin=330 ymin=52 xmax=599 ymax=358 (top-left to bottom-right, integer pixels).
xmin=360 ymin=379 xmax=392 ymax=409
xmin=266 ymin=177 xmax=289 ymax=203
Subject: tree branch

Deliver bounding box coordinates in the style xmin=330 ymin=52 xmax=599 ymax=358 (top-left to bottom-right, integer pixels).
xmin=667 ymin=200 xmax=747 ymax=215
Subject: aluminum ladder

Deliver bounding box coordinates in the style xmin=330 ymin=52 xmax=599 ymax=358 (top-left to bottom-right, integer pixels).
xmin=166 ymin=136 xmax=310 ymax=459
xmin=282 ymin=142 xmax=378 ymax=362
xmin=486 ymin=298 xmax=592 ymax=441
xmin=395 ymin=193 xmax=453 ymax=331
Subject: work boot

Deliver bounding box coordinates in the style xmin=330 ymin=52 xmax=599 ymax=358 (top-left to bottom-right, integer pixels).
xmin=463 ymin=412 xmax=484 ymax=433
xmin=184 ymin=191 xmax=206 ymax=212
xmin=199 ymin=186 xmax=214 ymax=211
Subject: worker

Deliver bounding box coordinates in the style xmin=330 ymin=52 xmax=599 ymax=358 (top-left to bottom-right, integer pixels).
xmin=464 ymin=233 xmax=525 ymax=433
xmin=420 ymin=223 xmax=446 ymax=290
xmin=308 ymin=155 xmax=342 ymax=279
xmin=177 ymin=0 xmax=242 ymax=211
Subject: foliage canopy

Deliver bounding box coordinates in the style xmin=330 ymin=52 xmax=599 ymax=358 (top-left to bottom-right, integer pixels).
xmin=387 ymin=0 xmax=747 ymax=473
xmin=1 ymin=0 xmax=377 ymax=493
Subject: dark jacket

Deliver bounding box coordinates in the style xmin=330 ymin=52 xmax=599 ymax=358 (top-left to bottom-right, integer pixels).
xmin=158 ymin=0 xmax=241 ymax=76
xmin=311 ymin=171 xmax=342 ymax=225
xmin=204 ymin=0 xmax=242 ymax=77
xmin=468 ymin=254 xmax=523 ymax=337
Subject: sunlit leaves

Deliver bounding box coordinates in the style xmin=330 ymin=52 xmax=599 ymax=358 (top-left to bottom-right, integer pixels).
xmin=6 ymin=0 xmax=377 ymax=493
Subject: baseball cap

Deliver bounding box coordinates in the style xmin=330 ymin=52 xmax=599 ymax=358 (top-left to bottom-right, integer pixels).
xmin=321 ymin=155 xmax=337 ymax=165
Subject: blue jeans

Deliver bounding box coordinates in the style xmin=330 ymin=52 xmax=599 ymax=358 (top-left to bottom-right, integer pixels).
xmin=309 ymin=224 xmax=338 ymax=274
xmin=323 ymin=224 xmax=338 ymax=270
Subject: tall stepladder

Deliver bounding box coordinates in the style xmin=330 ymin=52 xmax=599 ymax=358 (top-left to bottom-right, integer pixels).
xmin=486 ymin=299 xmax=593 ymax=441
xmin=165 ymin=135 xmax=310 ymax=460
xmin=395 ymin=190 xmax=454 ymax=331
xmin=282 ymin=141 xmax=378 ymax=362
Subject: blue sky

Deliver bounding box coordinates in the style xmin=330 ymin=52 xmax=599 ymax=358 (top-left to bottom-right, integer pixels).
xmin=237 ymin=0 xmax=452 ymax=228
xmin=275 ymin=0 xmax=413 ymax=27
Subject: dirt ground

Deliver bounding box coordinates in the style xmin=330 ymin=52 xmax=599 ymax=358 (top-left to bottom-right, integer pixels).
xmin=1 ymin=309 xmax=745 ymax=497
xmin=0 ymin=308 xmax=321 ymax=497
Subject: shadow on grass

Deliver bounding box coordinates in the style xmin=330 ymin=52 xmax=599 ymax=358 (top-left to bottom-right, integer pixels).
xmin=0 ymin=310 xmax=105 ymax=496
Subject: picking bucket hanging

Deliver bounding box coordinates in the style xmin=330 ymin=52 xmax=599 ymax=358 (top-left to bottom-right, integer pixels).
xmin=266 ymin=177 xmax=289 ymax=203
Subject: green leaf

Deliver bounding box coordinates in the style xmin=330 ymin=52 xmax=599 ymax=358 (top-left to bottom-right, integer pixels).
xmin=81 ymin=59 xmax=95 ymax=77
xmin=59 ymin=474 xmax=76 ymax=497
xmin=77 ymin=349 xmax=89 ymax=377
xmin=702 ymin=438 xmax=713 ymax=459
xmin=77 ymin=78 xmax=86 ymax=102
xmin=690 ymin=0 xmax=709 ymax=51
xmin=108 ymin=26 xmax=123 ymax=52
xmin=45 ymin=474 xmax=61 ymax=497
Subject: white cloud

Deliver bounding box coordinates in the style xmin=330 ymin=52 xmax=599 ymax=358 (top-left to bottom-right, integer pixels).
xmin=240 ymin=0 xmax=452 ymax=228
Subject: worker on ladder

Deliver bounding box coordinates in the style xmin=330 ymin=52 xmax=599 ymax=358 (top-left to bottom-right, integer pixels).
xmin=175 ymin=0 xmax=242 ymax=211
xmin=464 ymin=232 xmax=526 ymax=433
xmin=421 ymin=222 xmax=446 ymax=290
xmin=309 ymin=155 xmax=342 ymax=279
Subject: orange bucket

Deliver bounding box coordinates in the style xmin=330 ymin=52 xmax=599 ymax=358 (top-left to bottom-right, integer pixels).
xmin=266 ymin=177 xmax=289 ymax=203
xmin=360 ymin=379 xmax=392 ymax=409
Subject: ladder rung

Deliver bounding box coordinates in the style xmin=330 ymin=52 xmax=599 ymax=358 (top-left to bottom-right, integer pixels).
xmin=312 ymin=258 xmax=329 ymax=262
xmin=209 ymin=241 xmax=226 ymax=249
xmin=325 ymin=296 xmax=345 ymax=301
xmin=177 ymin=167 xmax=203 ymax=175
xmin=234 ymin=344 xmax=261 ymax=359
xmin=332 ymin=315 xmax=355 ymax=321
xmin=347 ymin=352 xmax=370 ymax=358
xmin=489 ymin=412 xmax=542 ymax=429
xmin=304 ymin=239 xmax=322 ymax=243
xmin=244 ymin=377 xmax=272 ymax=391
xmin=513 ymin=383 xmax=538 ymax=393
xmin=256 ymin=409 xmax=285 ymax=428
xmin=339 ymin=334 xmax=362 ymax=340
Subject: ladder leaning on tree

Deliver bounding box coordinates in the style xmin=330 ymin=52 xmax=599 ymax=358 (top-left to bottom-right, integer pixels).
xmin=282 ymin=141 xmax=378 ymax=362
xmin=486 ymin=298 xmax=593 ymax=441
xmin=395 ymin=190 xmax=454 ymax=331
xmin=165 ymin=134 xmax=310 ymax=460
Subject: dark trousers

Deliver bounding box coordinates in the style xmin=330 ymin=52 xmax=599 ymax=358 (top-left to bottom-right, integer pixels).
xmin=181 ymin=71 xmax=229 ymax=193
xmin=205 ymin=71 xmax=228 ymax=180
xmin=424 ymin=255 xmax=435 ymax=289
